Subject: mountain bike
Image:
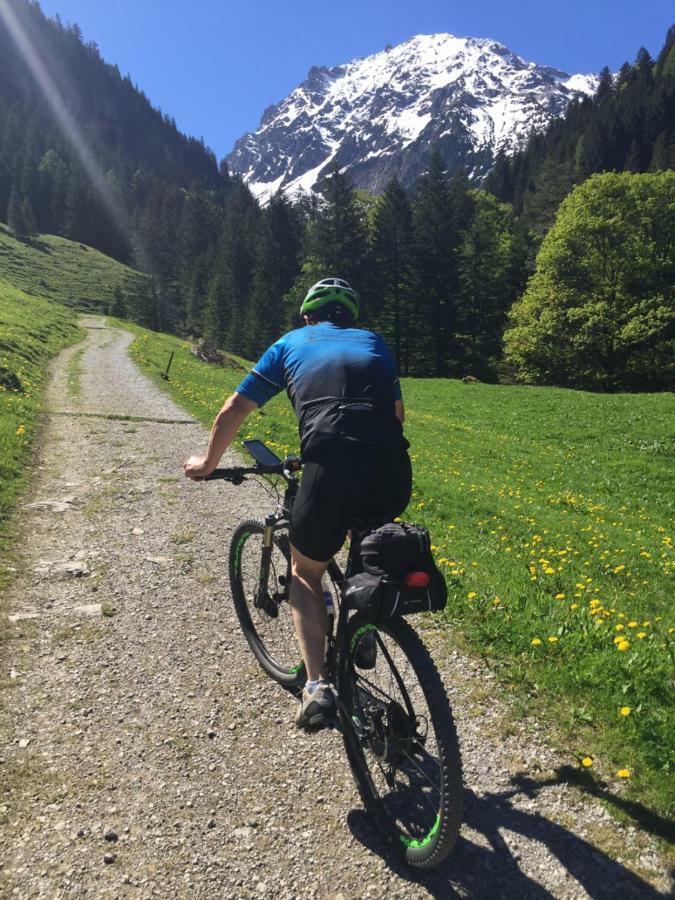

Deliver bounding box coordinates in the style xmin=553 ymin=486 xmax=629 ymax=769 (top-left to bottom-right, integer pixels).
xmin=205 ymin=439 xmax=463 ymax=869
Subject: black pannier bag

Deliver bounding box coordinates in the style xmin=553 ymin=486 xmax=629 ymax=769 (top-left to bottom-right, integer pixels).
xmin=344 ymin=523 xmax=447 ymax=620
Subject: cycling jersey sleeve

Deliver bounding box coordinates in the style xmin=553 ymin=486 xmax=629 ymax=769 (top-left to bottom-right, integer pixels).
xmin=375 ymin=334 xmax=403 ymax=402
xmin=236 ymin=337 xmax=286 ymax=407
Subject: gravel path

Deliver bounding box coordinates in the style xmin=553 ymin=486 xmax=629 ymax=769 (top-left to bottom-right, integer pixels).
xmin=0 ymin=320 xmax=671 ymax=899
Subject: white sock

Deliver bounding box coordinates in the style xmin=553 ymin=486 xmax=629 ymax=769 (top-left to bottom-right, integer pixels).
xmin=305 ymin=679 xmax=326 ymax=695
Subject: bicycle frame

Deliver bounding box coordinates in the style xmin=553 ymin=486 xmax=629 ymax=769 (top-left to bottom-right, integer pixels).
xmin=206 ymin=452 xmax=368 ymax=684
xmin=254 ymin=469 xmax=350 ymax=683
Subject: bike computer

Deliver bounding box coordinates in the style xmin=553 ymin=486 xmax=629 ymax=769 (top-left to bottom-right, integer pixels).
xmin=243 ymin=439 xmax=283 ymax=468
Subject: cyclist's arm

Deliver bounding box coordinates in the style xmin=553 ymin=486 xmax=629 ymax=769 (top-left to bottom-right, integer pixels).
xmin=395 ymin=399 xmax=405 ymax=423
xmin=183 ymin=393 xmax=258 ymax=480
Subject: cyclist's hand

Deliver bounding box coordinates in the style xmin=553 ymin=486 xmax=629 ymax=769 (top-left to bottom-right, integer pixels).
xmin=182 ymin=455 xmax=212 ymax=481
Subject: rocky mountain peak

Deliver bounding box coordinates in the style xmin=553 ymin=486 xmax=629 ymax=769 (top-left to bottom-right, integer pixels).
xmin=227 ymin=33 xmax=598 ymax=201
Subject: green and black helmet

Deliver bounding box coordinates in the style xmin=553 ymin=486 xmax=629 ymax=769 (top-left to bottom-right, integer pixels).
xmin=300 ymin=277 xmax=359 ymax=321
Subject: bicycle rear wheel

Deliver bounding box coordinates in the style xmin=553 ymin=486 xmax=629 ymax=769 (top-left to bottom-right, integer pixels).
xmin=229 ymin=519 xmax=304 ymax=687
xmin=338 ymin=612 xmax=463 ymax=869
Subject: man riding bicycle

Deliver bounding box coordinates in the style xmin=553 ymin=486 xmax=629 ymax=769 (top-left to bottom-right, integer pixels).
xmin=183 ymin=277 xmax=411 ymax=729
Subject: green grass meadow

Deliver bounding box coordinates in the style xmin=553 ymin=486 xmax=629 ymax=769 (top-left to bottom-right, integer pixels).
xmin=0 ymin=223 xmax=147 ymax=311
xmin=0 ymin=279 xmax=80 ymax=572
xmin=127 ymin=324 xmax=674 ymax=824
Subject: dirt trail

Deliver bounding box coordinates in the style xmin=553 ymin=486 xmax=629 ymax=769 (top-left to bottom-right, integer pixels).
xmin=0 ymin=320 xmax=670 ymax=899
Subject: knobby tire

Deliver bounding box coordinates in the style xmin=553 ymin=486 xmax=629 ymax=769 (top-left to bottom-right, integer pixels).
xmin=338 ymin=612 xmax=463 ymax=869
xmin=229 ymin=519 xmax=305 ymax=688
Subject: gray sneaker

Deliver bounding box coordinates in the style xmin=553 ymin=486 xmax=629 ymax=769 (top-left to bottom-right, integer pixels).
xmin=296 ymin=683 xmax=337 ymax=730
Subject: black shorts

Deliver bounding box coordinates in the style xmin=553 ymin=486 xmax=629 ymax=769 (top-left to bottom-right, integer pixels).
xmin=289 ymin=444 xmax=413 ymax=562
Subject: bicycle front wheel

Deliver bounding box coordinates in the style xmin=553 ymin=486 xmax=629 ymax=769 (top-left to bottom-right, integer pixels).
xmin=229 ymin=519 xmax=304 ymax=687
xmin=338 ymin=612 xmax=463 ymax=869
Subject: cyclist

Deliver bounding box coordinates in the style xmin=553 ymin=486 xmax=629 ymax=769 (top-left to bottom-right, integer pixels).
xmin=183 ymin=277 xmax=411 ymax=729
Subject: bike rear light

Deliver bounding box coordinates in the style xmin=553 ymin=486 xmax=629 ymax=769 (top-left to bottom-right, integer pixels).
xmin=405 ymin=571 xmax=430 ymax=587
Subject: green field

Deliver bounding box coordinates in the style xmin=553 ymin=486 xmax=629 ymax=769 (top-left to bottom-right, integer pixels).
xmin=0 ymin=280 xmax=80 ymax=572
xmin=0 ymin=223 xmax=147 ymax=311
xmin=127 ymin=323 xmax=674 ymax=824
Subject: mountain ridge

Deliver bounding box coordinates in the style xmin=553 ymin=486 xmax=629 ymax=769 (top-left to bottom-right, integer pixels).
xmin=227 ymin=33 xmax=598 ymax=201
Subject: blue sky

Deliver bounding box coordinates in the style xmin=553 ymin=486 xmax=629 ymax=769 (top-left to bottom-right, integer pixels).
xmin=37 ymin=0 xmax=674 ymax=162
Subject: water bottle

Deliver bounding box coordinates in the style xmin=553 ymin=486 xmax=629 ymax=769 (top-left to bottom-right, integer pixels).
xmin=322 ymin=576 xmax=335 ymax=635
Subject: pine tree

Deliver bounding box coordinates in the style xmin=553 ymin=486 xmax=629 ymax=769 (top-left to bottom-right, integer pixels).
xmin=625 ymin=138 xmax=644 ymax=172
xmin=371 ymin=178 xmax=414 ymax=373
xmin=522 ymin=158 xmax=575 ymax=238
xmin=37 ymin=149 xmax=68 ymax=234
xmin=203 ymin=183 xmax=259 ymax=353
xmin=649 ymin=131 xmax=673 ymax=170
xmin=248 ymin=191 xmax=302 ymax=357
xmin=486 ymin=148 xmax=513 ymax=203
xmin=21 ymin=195 xmax=37 ymax=236
xmin=313 ymin=165 xmax=368 ymax=283
xmin=108 ymin=284 xmax=126 ymax=318
xmin=409 ymin=150 xmax=461 ymax=376
xmin=177 ymin=190 xmax=220 ymax=332
xmin=7 ymin=189 xmax=25 ymax=238
xmin=457 ymin=191 xmax=522 ymax=378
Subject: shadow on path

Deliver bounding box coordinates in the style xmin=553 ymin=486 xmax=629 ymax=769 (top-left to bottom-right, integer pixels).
xmin=347 ymin=777 xmax=670 ymax=899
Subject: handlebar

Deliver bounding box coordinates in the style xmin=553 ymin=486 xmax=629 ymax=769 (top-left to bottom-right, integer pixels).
xmin=204 ymin=465 xmax=276 ymax=483
xmin=203 ymin=459 xmax=301 ymax=484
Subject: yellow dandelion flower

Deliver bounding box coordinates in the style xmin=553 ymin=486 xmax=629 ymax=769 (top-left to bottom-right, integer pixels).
xmin=619 ymin=707 xmax=632 ymax=716
xmin=616 ymin=769 xmax=631 ymax=778
xmin=467 ymin=591 xmax=477 ymax=599
xmin=544 ymin=567 xmax=556 ymax=575
xmin=15 ymin=424 xmax=26 ymax=436
xmin=637 ymin=632 xmax=647 ymax=640
xmin=531 ymin=638 xmax=543 ymax=646
xmin=617 ymin=640 xmax=630 ymax=652
xmin=555 ymin=593 xmax=565 ymax=600
xmin=613 ymin=565 xmax=625 ymax=574
xmin=615 ymin=624 xmax=624 ymax=631
xmin=570 ymin=603 xmax=579 ymax=610
xmin=627 ymin=621 xmax=638 ymax=628
xmin=547 ymin=636 xmax=559 ymax=643
xmin=581 ymin=757 xmax=593 ymax=768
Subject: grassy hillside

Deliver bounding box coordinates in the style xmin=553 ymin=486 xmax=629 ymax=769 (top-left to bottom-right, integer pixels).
xmin=0 ymin=223 xmax=147 ymax=311
xmin=127 ymin=323 xmax=674 ymax=825
xmin=0 ymin=279 xmax=80 ymax=573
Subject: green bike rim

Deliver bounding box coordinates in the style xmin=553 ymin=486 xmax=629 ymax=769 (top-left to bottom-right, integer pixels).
xmin=399 ymin=813 xmax=441 ymax=849
xmin=350 ymin=622 xmax=376 ymax=653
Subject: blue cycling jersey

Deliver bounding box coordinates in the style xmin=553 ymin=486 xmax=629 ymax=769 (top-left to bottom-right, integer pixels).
xmin=236 ymin=323 xmax=405 ymax=458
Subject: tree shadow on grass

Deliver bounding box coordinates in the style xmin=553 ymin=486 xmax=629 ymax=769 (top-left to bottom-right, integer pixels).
xmin=347 ymin=777 xmax=670 ymax=899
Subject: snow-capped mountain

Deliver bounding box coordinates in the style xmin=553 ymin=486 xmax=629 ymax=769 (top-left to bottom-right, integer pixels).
xmin=227 ymin=33 xmax=598 ymax=201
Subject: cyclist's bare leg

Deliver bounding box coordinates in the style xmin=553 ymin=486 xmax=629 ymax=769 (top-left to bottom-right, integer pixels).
xmin=289 ymin=545 xmax=329 ymax=682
